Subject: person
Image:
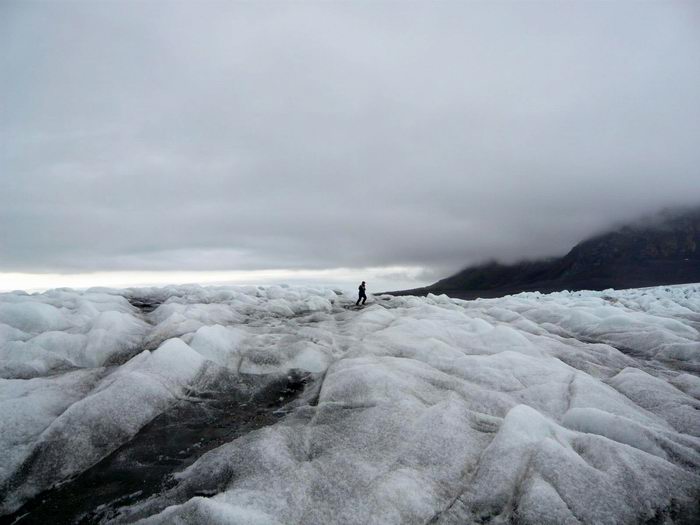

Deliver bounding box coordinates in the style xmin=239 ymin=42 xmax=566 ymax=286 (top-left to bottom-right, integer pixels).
xmin=356 ymin=281 xmax=367 ymax=306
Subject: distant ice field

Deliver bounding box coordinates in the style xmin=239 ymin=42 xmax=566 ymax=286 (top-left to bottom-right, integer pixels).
xmin=1 ymin=284 xmax=699 ymax=524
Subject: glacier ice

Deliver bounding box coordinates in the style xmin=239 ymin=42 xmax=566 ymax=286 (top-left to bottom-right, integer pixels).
xmin=0 ymin=283 xmax=698 ymax=523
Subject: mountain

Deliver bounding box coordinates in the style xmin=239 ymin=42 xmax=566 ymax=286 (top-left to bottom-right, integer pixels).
xmin=392 ymin=207 xmax=700 ymax=299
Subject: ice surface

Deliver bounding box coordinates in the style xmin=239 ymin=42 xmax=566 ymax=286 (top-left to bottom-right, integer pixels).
xmin=0 ymin=292 xmax=149 ymax=379
xmin=1 ymin=283 xmax=699 ymax=523
xmin=608 ymin=367 xmax=700 ymax=437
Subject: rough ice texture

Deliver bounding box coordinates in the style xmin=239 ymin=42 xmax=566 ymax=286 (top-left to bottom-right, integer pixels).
xmin=1 ymin=283 xmax=699 ymax=524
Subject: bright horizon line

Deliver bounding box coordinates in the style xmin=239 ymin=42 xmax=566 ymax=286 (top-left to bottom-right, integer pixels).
xmin=0 ymin=266 xmax=431 ymax=294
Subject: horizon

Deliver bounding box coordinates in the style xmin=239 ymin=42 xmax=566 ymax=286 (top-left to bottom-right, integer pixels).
xmin=3 ymin=203 xmax=698 ymax=293
xmin=0 ymin=266 xmax=430 ymax=294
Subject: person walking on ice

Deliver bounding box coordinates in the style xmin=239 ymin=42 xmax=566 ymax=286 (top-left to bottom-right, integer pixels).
xmin=356 ymin=281 xmax=367 ymax=306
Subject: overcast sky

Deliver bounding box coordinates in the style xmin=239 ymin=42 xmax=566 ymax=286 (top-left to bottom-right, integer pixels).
xmin=1 ymin=1 xmax=699 ymax=290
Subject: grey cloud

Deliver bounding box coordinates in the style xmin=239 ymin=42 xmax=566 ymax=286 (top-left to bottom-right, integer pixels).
xmin=1 ymin=1 xmax=699 ymax=277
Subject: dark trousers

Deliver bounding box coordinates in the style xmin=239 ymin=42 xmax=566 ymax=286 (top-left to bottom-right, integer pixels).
xmin=356 ymin=293 xmax=366 ymax=306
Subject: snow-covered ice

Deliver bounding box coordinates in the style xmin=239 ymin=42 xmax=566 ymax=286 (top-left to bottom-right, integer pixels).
xmin=0 ymin=283 xmax=699 ymax=523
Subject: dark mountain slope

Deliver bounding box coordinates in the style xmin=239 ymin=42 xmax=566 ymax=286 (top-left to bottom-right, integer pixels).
xmin=391 ymin=208 xmax=700 ymax=299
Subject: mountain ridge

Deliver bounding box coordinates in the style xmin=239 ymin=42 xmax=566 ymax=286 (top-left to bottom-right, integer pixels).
xmin=389 ymin=207 xmax=700 ymax=299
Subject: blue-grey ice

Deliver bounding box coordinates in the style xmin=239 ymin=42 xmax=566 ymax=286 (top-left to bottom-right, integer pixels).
xmin=1 ymin=284 xmax=698 ymax=523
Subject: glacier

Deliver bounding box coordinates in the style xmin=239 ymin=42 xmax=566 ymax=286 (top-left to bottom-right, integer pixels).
xmin=0 ymin=284 xmax=698 ymax=524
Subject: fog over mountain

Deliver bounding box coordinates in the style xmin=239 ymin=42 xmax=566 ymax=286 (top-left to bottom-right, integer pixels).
xmin=2 ymin=1 xmax=699 ymax=282
xmin=392 ymin=206 xmax=700 ymax=298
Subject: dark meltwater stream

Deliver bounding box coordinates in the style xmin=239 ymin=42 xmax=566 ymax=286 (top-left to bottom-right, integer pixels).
xmin=4 ymin=368 xmax=313 ymax=525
